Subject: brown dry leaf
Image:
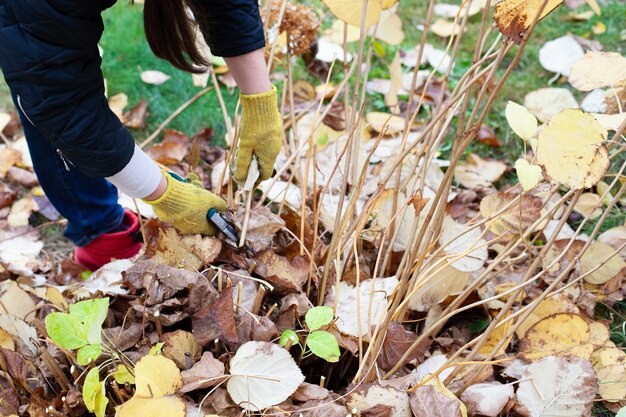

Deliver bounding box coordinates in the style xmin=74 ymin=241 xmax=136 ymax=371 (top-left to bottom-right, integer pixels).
xmin=0 ymin=183 xmax=18 ymax=209
xmin=523 ymin=88 xmax=579 ymax=123
xmin=179 ymin=351 xmax=225 ymax=393
xmin=322 ymin=0 xmax=382 ymax=28
xmin=430 ymin=19 xmax=464 ymax=38
xmin=162 ymin=330 xmax=201 ymax=370
xmin=153 ymin=228 xmax=221 ymax=271
xmin=408 ymin=257 xmax=470 ymax=311
xmin=517 ymin=356 xmax=596 ymax=417
xmin=147 ymin=129 xmax=191 ymax=165
xmin=366 ymin=112 xmax=406 ymax=135
xmin=591 ymin=347 xmax=626 ymax=402
xmin=454 ymin=153 xmax=507 ymax=189
xmin=569 ymin=52 xmax=626 ymax=91
xmin=292 ymin=383 xmax=330 ymax=402
xmin=254 ymin=250 xmax=309 ymax=293
xmin=233 ymin=206 xmax=285 ymax=252
xmin=494 ymin=0 xmax=564 ymax=44
xmin=377 ymin=322 xmax=421 ymax=372
xmin=479 ymin=192 xmax=542 ymax=236
xmin=515 ymin=294 xmax=580 ymax=338
xmin=409 ymin=383 xmax=466 ymax=417
xmin=519 ymin=313 xmax=594 ymax=361
xmin=192 ymin=285 xmax=239 ymax=347
xmin=123 ymin=98 xmax=148 ymax=129
xmin=573 ymin=192 xmax=602 ymax=219
xmin=580 ymin=241 xmax=626 ymax=285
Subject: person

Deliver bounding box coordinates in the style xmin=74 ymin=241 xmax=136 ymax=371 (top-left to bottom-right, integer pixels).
xmin=0 ymin=0 xmax=282 ymax=270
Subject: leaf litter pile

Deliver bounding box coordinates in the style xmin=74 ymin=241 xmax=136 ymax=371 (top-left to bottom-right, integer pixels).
xmin=1 ymin=0 xmax=626 ymax=416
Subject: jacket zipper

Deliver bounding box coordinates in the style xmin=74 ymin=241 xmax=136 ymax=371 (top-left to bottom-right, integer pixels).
xmin=56 ymin=149 xmax=74 ymax=171
xmin=16 ymin=95 xmax=35 ymax=126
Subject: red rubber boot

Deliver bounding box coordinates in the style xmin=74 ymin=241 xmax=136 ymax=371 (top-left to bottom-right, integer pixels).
xmin=74 ymin=210 xmax=143 ymax=271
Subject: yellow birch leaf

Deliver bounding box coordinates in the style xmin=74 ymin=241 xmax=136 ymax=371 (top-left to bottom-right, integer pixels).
xmin=505 ymin=101 xmax=538 ymax=142
xmin=515 ymin=295 xmax=579 ymax=338
xmin=0 ymin=328 xmax=15 ymax=350
xmin=134 ymin=354 xmax=182 ymax=398
xmin=519 ymin=313 xmax=593 ymax=361
xmin=580 ymin=241 xmax=626 ymax=285
xmin=115 ymin=396 xmax=185 ymax=417
xmin=591 ymin=347 xmax=626 ymax=402
xmin=569 ymin=52 xmax=626 ymax=91
xmin=377 ymin=14 xmax=405 ymax=45
xmin=588 ymin=322 xmax=610 ymax=347
xmin=322 ymin=0 xmax=383 ymax=28
xmin=515 ymin=159 xmax=544 ymax=191
xmin=536 ymin=109 xmax=608 ymax=190
xmin=494 ymin=0 xmax=564 ymax=44
xmin=478 ymin=316 xmax=513 ymax=357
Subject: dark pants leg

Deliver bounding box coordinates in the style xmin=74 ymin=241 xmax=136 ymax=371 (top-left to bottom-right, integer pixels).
xmin=12 ymin=93 xmax=125 ymax=247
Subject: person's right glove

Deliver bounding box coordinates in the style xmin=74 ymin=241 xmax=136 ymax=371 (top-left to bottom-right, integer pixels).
xmin=143 ymin=171 xmax=227 ymax=235
xmin=234 ymin=85 xmax=282 ymax=183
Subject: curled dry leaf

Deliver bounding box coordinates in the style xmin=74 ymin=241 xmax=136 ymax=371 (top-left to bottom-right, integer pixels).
xmin=494 ymin=0 xmax=564 ymax=44
xmin=569 ymin=51 xmax=626 ymax=91
xmin=538 ymin=35 xmax=584 ymax=76
xmin=0 ymin=232 xmax=44 ymax=277
xmin=519 ymin=313 xmax=594 ymax=361
xmin=454 ymin=153 xmax=507 ymax=189
xmin=108 ymin=93 xmax=128 ymax=122
xmin=377 ymin=322 xmax=422 ymax=371
xmin=517 ymin=356 xmax=596 ymax=417
xmin=123 ymin=98 xmax=148 ymax=129
xmin=179 ymin=351 xmax=225 ymax=393
xmin=227 ymin=341 xmax=304 ymax=411
xmin=580 ymin=241 xmax=626 ymax=285
xmin=152 ymin=228 xmax=221 ymax=271
xmin=146 ymin=129 xmax=190 ymax=165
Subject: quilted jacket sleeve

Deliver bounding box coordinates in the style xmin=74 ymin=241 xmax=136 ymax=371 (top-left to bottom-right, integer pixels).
xmin=189 ymin=0 xmax=266 ymax=58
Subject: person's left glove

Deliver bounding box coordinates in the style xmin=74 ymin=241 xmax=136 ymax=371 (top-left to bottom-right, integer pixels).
xmin=143 ymin=171 xmax=227 ymax=235
xmin=234 ymin=85 xmax=282 ymax=183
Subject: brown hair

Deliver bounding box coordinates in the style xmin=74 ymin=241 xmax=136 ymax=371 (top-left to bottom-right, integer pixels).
xmin=142 ymin=0 xmax=208 ymax=73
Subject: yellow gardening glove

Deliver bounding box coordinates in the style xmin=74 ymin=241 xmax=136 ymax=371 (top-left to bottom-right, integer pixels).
xmin=143 ymin=171 xmax=227 ymax=235
xmin=234 ymin=84 xmax=282 ymax=183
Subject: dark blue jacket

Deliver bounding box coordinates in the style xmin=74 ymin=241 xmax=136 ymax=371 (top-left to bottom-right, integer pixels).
xmin=0 ymin=0 xmax=265 ymax=177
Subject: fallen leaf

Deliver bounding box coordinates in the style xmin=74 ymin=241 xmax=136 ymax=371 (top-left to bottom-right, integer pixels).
xmin=505 ymin=101 xmax=538 ymax=143
xmin=254 ymin=250 xmax=309 ymax=293
xmin=591 ymin=112 xmax=626 ymax=131
xmin=591 ymin=347 xmax=626 ymax=402
xmin=179 ymin=351 xmax=225 ymax=393
xmin=227 ymin=341 xmax=304 ymax=411
xmin=366 ymin=112 xmax=406 ymax=135
xmin=123 ymin=98 xmax=148 ymax=129
xmin=377 ymin=13 xmax=405 ymax=45
xmin=192 ymin=286 xmax=239 ymax=347
xmin=146 ymin=129 xmax=190 ymax=165
xmin=0 ymin=148 xmax=22 ymax=178
xmin=569 ymin=52 xmax=626 ymax=91
xmin=460 ymin=382 xmax=514 ymax=417
xmin=515 ymin=294 xmax=579 ymax=338
xmin=232 ymin=207 xmax=285 ymax=252
xmin=519 ymin=313 xmax=594 ymax=361
xmin=408 ymin=256 xmax=470 ymax=311
xmin=439 ymin=217 xmax=488 ymax=273
xmin=0 ymin=232 xmax=44 ymax=276
xmin=494 ymin=0 xmax=564 ymax=44
xmin=377 ymin=322 xmax=422 ymax=371
xmin=409 ymin=383 xmax=465 ymax=417
xmin=430 ymin=19 xmax=464 ymax=38
xmin=153 ymin=228 xmax=221 ymax=271
xmin=455 ymin=153 xmax=507 ymax=189
xmin=348 ymin=384 xmax=411 ymax=417
xmin=7 ymin=166 xmax=38 ymax=188
xmin=538 ymin=35 xmax=584 ymax=76
xmin=524 ymin=87 xmax=579 ymax=123
xmin=141 ymin=70 xmax=171 ymax=85
xmin=162 ymin=330 xmax=201 ymax=370
xmin=598 ymin=226 xmax=626 ymax=258
xmin=7 ymin=197 xmax=36 ymax=228
xmin=517 ymin=356 xmax=596 ymax=417
xmin=0 ymin=281 xmax=36 ymax=323
xmin=580 ymin=241 xmax=626 ymax=285
xmin=316 ymin=38 xmax=353 ymax=63
xmin=573 ymin=192 xmax=602 ymax=219
xmin=536 ymin=109 xmax=608 ymax=190
xmin=108 ymin=93 xmax=128 ymax=122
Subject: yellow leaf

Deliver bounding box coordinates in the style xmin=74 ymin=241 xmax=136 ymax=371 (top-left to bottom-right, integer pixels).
xmin=591 ymin=112 xmax=626 ymax=131
xmin=580 ymin=241 xmax=626 ymax=285
xmin=381 ymin=0 xmax=397 ymax=9
xmin=478 ymin=315 xmax=513 ymax=357
xmin=322 ymin=0 xmax=383 ymax=28
xmin=519 ymin=313 xmax=594 ymax=361
xmin=591 ymin=347 xmax=626 ymax=402
xmin=377 ymin=13 xmax=405 ymax=45
xmin=536 ymin=109 xmax=608 ymax=190
xmin=569 ymin=52 xmax=626 ymax=91
xmin=592 ymin=21 xmax=606 ymax=34
xmin=515 ymin=159 xmax=543 ymax=191
xmin=494 ymin=0 xmax=564 ymax=44
xmin=365 ymin=112 xmax=406 ymax=135
xmin=573 ymin=192 xmax=602 ymax=219
xmin=430 ymin=18 xmax=465 ymax=38
xmin=115 ymin=396 xmax=185 ymax=417
xmin=505 ymin=101 xmax=537 ymax=143
xmin=0 ymin=328 xmax=15 ymax=350
xmin=588 ymin=322 xmax=610 ymax=347
xmin=134 ymin=355 xmax=182 ymax=398
xmin=325 ymin=19 xmax=361 ymax=43
xmin=515 ymin=294 xmax=579 ymax=338
xmin=114 ymin=365 xmax=135 ymax=385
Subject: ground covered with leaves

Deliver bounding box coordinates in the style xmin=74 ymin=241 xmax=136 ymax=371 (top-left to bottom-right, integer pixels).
xmin=0 ymin=0 xmax=625 ymax=416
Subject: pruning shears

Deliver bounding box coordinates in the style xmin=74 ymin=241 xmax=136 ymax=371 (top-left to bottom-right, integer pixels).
xmin=206 ymin=208 xmax=239 ymax=244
